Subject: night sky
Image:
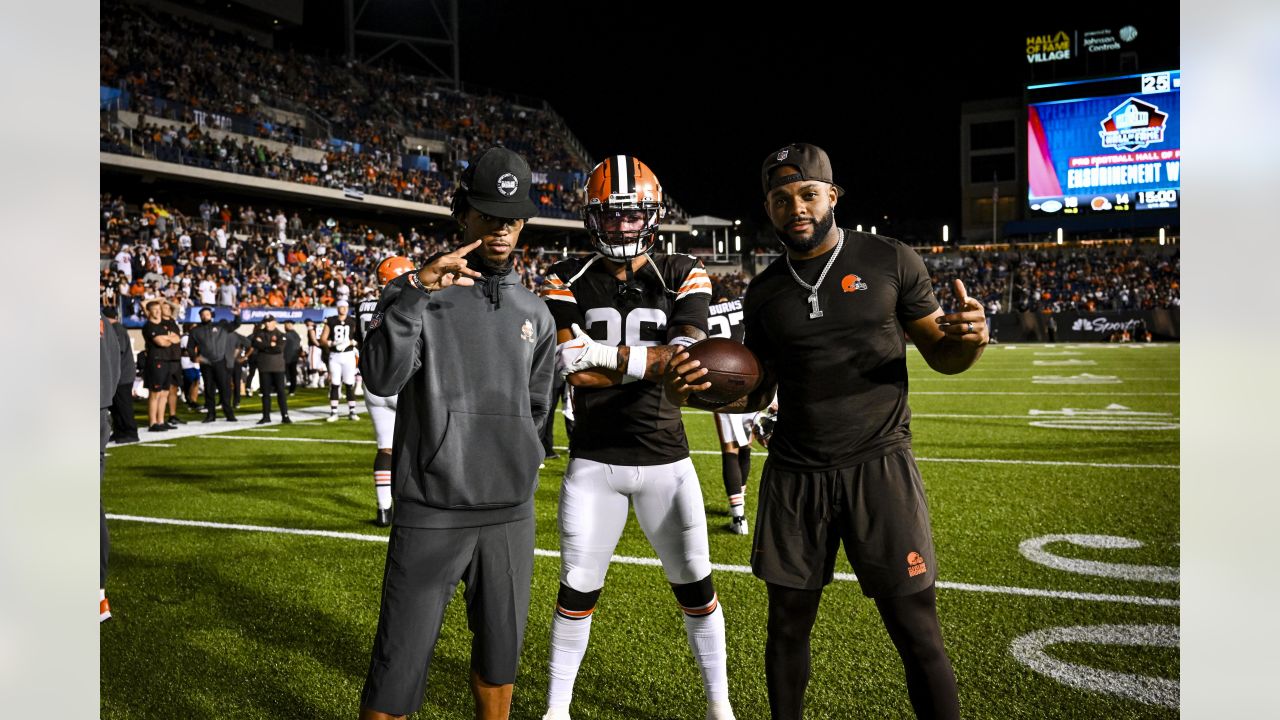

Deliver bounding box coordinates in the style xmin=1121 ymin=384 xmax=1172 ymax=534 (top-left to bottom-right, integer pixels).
xmin=285 ymin=2 xmax=1179 ymax=240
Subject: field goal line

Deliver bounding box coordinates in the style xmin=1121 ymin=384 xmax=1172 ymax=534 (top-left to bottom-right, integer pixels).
xmin=105 ymin=513 xmax=1179 ymax=609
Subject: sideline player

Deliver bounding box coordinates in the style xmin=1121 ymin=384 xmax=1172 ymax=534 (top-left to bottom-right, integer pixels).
xmin=541 ymin=156 xmax=735 ymax=720
xmin=668 ymin=143 xmax=985 ymax=719
xmin=321 ymin=299 xmax=361 ymax=421
xmin=358 ymin=256 xmax=415 ymax=527
xmin=707 ymin=294 xmax=758 ymax=535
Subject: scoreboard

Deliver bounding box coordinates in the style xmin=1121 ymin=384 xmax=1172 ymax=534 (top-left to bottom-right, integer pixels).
xmin=1026 ymin=70 xmax=1180 ymax=216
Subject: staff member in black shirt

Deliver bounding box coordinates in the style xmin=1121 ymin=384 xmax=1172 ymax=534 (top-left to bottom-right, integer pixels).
xmin=282 ymin=319 xmax=302 ymax=395
xmin=189 ymin=306 xmax=240 ymax=422
xmin=251 ymin=315 xmax=291 ymax=424
xmin=141 ymin=300 xmax=180 ymax=432
xmin=103 ymin=308 xmax=139 ymax=443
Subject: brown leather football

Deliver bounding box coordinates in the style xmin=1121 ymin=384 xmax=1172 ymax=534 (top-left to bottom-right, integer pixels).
xmin=685 ymin=338 xmax=762 ymax=405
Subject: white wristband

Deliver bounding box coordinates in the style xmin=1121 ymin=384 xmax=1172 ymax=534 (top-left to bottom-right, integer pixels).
xmin=670 ymin=336 xmax=697 ymax=349
xmin=621 ymin=346 xmax=648 ymax=384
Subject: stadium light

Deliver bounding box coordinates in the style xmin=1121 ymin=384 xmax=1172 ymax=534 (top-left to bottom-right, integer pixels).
xmin=692 ymin=229 xmax=699 ymax=237
xmin=942 ymin=225 xmax=949 ymax=244
xmin=718 ymin=240 xmax=725 ymax=254
xmin=1159 ymin=227 xmax=1166 ymax=246
xmin=1056 ymin=227 xmax=1063 ymax=245
xmin=856 ymin=224 xmax=863 ymax=232
xmin=870 ymin=225 xmax=876 ymax=235
xmin=734 ymin=219 xmax=741 ymax=227
xmin=734 ymin=235 xmax=741 ymax=252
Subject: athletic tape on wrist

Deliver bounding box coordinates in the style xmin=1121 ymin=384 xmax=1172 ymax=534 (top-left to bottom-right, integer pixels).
xmin=622 ymin=346 xmax=648 ymax=384
xmin=670 ymin=336 xmax=697 ymax=349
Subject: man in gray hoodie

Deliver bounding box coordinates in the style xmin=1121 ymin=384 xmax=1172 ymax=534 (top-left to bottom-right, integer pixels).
xmin=357 ymin=147 xmax=556 ymax=720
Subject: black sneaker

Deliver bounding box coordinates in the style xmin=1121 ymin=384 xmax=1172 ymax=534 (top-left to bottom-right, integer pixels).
xmin=148 ymin=423 xmax=169 ymax=432
xmin=281 ymin=415 xmax=293 ymax=424
xmin=167 ymin=415 xmax=187 ymax=426
xmin=375 ymin=507 xmax=393 ymax=527
xmin=257 ymin=416 xmax=272 ymax=425
xmin=202 ymin=414 xmax=217 ymax=423
xmin=112 ymin=435 xmax=140 ymax=444
xmin=225 ymin=415 xmax=238 ymax=422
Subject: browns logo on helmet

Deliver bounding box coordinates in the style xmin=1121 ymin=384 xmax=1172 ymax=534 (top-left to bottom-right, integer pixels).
xmin=583 ymin=155 xmax=667 ymax=260
xmin=376 ymin=256 xmax=415 ymax=287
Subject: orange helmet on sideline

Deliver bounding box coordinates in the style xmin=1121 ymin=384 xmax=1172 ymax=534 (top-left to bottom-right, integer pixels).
xmin=376 ymin=256 xmax=415 ymax=286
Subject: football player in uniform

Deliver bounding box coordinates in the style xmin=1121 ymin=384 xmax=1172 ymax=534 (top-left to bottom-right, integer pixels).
xmin=321 ymin=299 xmax=362 ymax=421
xmin=541 ymin=156 xmax=735 ymax=720
xmin=706 ymin=295 xmax=759 ymax=535
xmin=359 ymin=256 xmax=415 ymax=527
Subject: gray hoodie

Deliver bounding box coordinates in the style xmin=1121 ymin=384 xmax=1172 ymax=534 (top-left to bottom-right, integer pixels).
xmin=362 ymin=267 xmax=555 ymax=529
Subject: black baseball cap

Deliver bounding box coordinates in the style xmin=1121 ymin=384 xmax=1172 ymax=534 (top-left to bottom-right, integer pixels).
xmin=199 ymin=306 xmax=214 ymax=315
xmin=461 ymin=147 xmax=539 ymax=219
xmin=262 ymin=314 xmax=276 ymax=322
xmin=761 ymin=143 xmax=845 ymax=196
xmin=102 ymin=307 xmax=118 ymax=319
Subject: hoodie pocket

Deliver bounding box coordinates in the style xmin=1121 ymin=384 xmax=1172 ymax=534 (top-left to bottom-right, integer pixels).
xmin=421 ymin=410 xmax=543 ymax=510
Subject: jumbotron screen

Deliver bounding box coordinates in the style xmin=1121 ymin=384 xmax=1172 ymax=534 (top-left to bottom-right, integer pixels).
xmin=1026 ymin=70 xmax=1180 ymax=215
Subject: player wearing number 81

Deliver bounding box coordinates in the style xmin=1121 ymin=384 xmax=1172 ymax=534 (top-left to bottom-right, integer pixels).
xmin=540 ymin=156 xmax=735 ymax=720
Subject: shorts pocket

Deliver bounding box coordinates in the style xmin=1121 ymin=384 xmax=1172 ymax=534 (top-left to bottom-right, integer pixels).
xmin=422 ymin=411 xmax=542 ymax=510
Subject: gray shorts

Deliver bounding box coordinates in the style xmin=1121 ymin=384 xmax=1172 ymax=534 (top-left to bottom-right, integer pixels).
xmin=360 ymin=516 xmax=535 ymax=716
xmin=751 ymin=447 xmax=938 ymax=598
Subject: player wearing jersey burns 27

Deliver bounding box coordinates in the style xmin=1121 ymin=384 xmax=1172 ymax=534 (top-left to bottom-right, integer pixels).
xmin=667 ymin=143 xmax=988 ymax=720
xmin=541 ymin=156 xmax=736 ymax=720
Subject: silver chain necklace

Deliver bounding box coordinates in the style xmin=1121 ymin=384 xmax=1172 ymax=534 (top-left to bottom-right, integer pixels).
xmin=784 ymin=229 xmax=844 ymax=319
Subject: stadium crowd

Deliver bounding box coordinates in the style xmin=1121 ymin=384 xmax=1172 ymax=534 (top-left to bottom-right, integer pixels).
xmin=99 ymin=0 xmax=605 ymax=220
xmin=99 ymin=195 xmax=567 ymax=322
xmin=926 ymin=245 xmax=1180 ymax=314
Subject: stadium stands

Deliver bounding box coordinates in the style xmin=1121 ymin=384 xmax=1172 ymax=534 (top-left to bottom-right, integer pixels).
xmin=99 ymin=194 xmax=567 ymax=324
xmin=99 ymin=0 xmax=604 ymax=220
xmin=925 ymin=246 xmax=1180 ymax=314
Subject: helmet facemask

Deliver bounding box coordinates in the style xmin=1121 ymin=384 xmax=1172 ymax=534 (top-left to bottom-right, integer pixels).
xmin=584 ymin=202 xmax=665 ymax=260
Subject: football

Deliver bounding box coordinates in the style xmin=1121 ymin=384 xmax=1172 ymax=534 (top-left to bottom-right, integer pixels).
xmin=684 ymin=338 xmax=762 ymax=405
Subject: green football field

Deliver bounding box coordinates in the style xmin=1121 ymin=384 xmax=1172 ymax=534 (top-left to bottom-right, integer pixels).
xmin=101 ymin=342 xmax=1179 ymax=719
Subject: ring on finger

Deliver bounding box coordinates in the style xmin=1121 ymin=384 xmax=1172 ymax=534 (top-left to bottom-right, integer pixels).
xmin=967 ymin=321 xmax=974 ymax=332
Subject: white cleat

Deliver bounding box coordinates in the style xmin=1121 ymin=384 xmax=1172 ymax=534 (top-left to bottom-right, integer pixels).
xmin=348 ymin=412 xmax=359 ymax=421
xmin=729 ymin=517 xmax=748 ymax=536
xmin=707 ymin=700 xmax=737 ymax=720
xmin=541 ymin=707 xmax=572 ymax=720
xmin=326 ymin=413 xmax=339 ymax=422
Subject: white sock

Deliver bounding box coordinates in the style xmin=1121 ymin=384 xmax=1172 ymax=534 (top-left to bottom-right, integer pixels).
xmin=348 ymin=401 xmax=357 ymax=413
xmin=374 ymin=471 xmax=392 ymax=510
xmin=329 ymin=400 xmax=338 ymax=413
xmin=728 ymin=493 xmax=745 ymax=519
xmin=683 ymin=598 xmax=729 ymax=704
xmin=547 ymin=609 xmax=594 ymax=709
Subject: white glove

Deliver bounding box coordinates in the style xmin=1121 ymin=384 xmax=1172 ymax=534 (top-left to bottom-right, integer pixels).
xmin=556 ymin=323 xmax=620 ymax=377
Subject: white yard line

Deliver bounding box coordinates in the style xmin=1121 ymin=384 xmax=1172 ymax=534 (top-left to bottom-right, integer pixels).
xmin=105 ymin=513 xmax=1179 ymax=608
xmin=197 ymin=437 xmax=1176 ymax=468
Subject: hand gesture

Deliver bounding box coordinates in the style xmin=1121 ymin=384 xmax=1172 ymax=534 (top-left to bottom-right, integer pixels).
xmin=416 ymin=239 xmax=484 ymax=291
xmin=935 ymin=279 xmax=988 ymax=345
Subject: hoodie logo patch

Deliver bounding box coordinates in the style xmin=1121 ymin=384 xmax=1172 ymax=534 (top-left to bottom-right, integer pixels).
xmin=368 ymin=313 xmax=383 ymax=331
xmin=520 ymin=319 xmax=534 ymax=344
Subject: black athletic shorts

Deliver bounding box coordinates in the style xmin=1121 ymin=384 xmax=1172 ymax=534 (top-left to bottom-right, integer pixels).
xmin=144 ymin=358 xmax=171 ymax=392
xmin=751 ymin=447 xmax=938 ymax=597
xmin=360 ymin=516 xmax=535 ymax=716
xmin=166 ymin=360 xmax=183 ymax=389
